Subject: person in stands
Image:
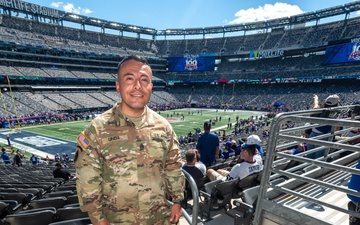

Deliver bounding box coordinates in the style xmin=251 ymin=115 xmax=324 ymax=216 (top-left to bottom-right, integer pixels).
xmin=207 ymin=142 xmax=263 ymax=182
xmin=1 ymin=147 xmax=11 ymax=164
xmin=53 ymin=163 xmax=74 ymax=181
xmin=196 ymin=121 xmax=220 ymax=167
xmin=182 ymin=149 xmax=206 ymax=180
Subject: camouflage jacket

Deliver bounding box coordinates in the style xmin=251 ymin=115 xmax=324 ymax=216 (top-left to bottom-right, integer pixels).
xmin=74 ymin=103 xmax=185 ymax=224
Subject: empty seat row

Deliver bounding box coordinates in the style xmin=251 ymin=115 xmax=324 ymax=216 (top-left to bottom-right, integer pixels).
xmin=0 ymin=206 xmax=89 ymax=225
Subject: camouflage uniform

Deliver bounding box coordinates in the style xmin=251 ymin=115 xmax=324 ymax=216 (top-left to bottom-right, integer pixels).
xmin=74 ymin=103 xmax=185 ymax=225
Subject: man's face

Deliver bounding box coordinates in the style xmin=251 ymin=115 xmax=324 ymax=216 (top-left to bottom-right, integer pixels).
xmin=116 ymin=60 xmax=153 ymax=116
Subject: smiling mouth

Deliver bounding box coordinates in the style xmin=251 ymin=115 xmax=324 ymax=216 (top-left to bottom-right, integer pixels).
xmin=131 ymin=94 xmax=143 ymax=97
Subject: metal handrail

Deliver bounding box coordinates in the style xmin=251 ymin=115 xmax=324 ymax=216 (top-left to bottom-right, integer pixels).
xmin=254 ymin=105 xmax=360 ymax=225
xmin=181 ymin=169 xmax=199 ymax=225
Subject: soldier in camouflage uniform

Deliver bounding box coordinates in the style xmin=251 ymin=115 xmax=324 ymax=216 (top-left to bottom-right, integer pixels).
xmin=74 ymin=55 xmax=185 ymax=225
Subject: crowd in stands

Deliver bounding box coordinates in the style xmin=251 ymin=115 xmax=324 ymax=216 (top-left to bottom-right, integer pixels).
xmin=0 ymin=6 xmax=360 ymax=225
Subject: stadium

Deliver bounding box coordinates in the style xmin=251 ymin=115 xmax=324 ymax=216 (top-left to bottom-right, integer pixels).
xmin=0 ymin=1 xmax=359 ymax=225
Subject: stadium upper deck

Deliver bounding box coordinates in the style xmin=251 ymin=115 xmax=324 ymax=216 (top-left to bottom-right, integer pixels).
xmin=0 ymin=1 xmax=359 ymax=117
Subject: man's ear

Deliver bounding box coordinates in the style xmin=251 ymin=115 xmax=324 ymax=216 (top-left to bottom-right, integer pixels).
xmin=115 ymin=81 xmax=120 ymax=94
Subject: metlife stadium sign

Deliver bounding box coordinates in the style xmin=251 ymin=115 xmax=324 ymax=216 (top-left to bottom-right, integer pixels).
xmin=249 ymin=49 xmax=284 ymax=59
xmin=0 ymin=0 xmax=61 ymax=18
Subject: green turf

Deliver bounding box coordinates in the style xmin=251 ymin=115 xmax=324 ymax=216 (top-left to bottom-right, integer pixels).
xmin=18 ymin=109 xmax=265 ymax=142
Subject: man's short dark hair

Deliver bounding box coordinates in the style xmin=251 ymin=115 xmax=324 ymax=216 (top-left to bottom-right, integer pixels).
xmin=185 ymin=149 xmax=197 ymax=163
xmin=117 ymin=55 xmax=149 ymax=74
xmin=203 ymin=121 xmax=211 ymax=131
xmin=242 ymin=144 xmax=256 ymax=156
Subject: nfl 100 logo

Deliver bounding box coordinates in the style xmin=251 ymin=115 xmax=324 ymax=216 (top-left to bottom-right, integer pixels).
xmin=185 ymin=55 xmax=198 ymax=71
xmin=349 ymin=42 xmax=360 ymax=61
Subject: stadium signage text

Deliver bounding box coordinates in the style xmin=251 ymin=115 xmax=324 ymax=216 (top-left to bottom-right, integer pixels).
xmin=0 ymin=0 xmax=60 ymax=18
xmin=257 ymin=49 xmax=284 ymax=58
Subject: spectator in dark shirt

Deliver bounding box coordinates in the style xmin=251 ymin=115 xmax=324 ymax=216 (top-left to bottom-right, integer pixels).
xmin=53 ymin=163 xmax=74 ymax=181
xmin=13 ymin=151 xmax=22 ymax=166
xmin=182 ymin=149 xmax=206 ymax=180
xmin=196 ymin=121 xmax=220 ymax=166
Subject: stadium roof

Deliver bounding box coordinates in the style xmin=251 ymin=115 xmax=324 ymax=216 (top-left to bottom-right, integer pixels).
xmin=1 ymin=0 xmax=360 ymax=37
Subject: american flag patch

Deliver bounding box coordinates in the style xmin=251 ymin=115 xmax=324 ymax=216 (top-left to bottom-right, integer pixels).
xmin=78 ymin=133 xmax=89 ymax=149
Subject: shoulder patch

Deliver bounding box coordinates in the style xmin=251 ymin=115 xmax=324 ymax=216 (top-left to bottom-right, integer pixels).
xmin=78 ymin=133 xmax=90 ymax=149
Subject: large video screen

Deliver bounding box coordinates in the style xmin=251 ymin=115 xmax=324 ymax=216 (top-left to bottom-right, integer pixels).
xmin=323 ymin=42 xmax=360 ymax=65
xmin=167 ymin=54 xmax=216 ymax=72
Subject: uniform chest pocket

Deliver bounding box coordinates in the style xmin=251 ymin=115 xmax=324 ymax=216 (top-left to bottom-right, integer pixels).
xmin=146 ymin=132 xmax=170 ymax=159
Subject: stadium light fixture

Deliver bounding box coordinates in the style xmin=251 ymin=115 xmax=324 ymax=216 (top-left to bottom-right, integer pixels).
xmin=69 ymin=14 xmax=80 ymax=19
xmin=89 ymin=19 xmax=102 ymax=23
xmin=110 ymin=23 xmax=120 ymax=27
xmin=129 ymin=26 xmax=139 ymax=30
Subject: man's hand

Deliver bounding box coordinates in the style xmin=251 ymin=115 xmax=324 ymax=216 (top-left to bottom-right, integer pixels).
xmin=169 ymin=203 xmax=182 ymax=224
xmin=92 ymin=219 xmax=110 ymax=225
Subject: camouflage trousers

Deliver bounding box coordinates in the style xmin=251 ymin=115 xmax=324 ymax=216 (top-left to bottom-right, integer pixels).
xmin=349 ymin=201 xmax=360 ymax=225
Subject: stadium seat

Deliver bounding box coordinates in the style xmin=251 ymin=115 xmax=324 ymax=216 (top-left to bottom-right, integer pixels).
xmin=0 ymin=200 xmax=21 ymax=213
xmin=199 ymin=178 xmax=240 ymax=220
xmin=28 ymin=196 xmax=66 ymax=209
xmin=17 ymin=206 xmax=56 ymax=215
xmin=48 ymin=217 xmax=92 ymax=225
xmin=231 ymin=185 xmax=260 ymax=225
xmin=0 ymin=201 xmax=13 ymax=219
xmin=54 ymin=185 xmax=76 ymax=192
xmin=64 ymin=203 xmax=80 ymax=208
xmin=44 ymin=190 xmax=74 ymax=199
xmin=66 ymin=195 xmax=79 ymax=204
xmin=0 ymin=188 xmax=18 ymax=193
xmin=4 ymin=209 xmax=55 ymax=225
xmin=0 ymin=193 xmax=31 ymax=207
xmin=17 ymin=188 xmax=44 ymax=199
xmin=56 ymin=206 xmax=89 ymax=221
xmin=233 ymin=172 xmax=261 ymax=198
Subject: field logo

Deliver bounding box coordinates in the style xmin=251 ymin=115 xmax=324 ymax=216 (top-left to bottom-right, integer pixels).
xmin=14 ymin=136 xmax=67 ymax=147
xmin=349 ymin=42 xmax=360 ymax=61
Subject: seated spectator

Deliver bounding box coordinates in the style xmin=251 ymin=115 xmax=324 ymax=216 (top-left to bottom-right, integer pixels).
xmin=347 ymin=157 xmax=360 ymax=225
xmin=12 ymin=151 xmax=22 ymax=166
xmin=54 ymin=153 xmax=61 ymax=162
xmin=62 ymin=153 xmax=70 ymax=162
xmin=1 ymin=147 xmax=11 ymax=164
xmin=236 ymin=134 xmax=264 ymax=163
xmin=207 ymin=143 xmax=263 ymax=181
xmin=230 ymin=140 xmax=238 ymax=155
xmin=222 ymin=141 xmax=235 ymax=159
xmin=182 ymin=149 xmax=206 ymax=180
xmin=236 ymin=138 xmax=246 ymax=156
xmin=53 ymin=163 xmax=74 ymax=181
xmin=282 ymin=127 xmax=312 ymax=155
xmin=30 ymin=154 xmax=39 ymax=165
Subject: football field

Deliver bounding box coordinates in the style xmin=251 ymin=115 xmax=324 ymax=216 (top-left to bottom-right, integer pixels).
xmin=0 ymin=109 xmax=265 ymax=158
xmin=21 ymin=108 xmax=265 ymax=140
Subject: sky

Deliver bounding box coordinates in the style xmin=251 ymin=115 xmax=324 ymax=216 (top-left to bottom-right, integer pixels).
xmin=22 ymin=0 xmax=359 ymax=30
